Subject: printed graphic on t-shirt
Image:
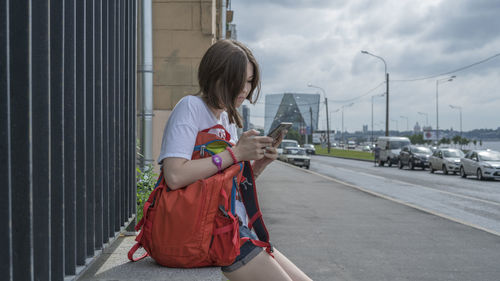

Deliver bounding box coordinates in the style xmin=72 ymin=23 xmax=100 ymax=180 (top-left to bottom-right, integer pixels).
xmin=208 ymin=127 xmax=228 ymax=140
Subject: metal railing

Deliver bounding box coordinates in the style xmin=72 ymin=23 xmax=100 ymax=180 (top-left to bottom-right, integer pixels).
xmin=1 ymin=0 xmax=137 ymax=280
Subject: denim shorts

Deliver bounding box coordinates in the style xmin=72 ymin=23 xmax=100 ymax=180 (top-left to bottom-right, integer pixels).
xmin=220 ymin=225 xmax=263 ymax=272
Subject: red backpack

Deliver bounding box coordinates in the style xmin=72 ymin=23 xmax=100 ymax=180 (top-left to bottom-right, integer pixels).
xmin=128 ymin=125 xmax=272 ymax=267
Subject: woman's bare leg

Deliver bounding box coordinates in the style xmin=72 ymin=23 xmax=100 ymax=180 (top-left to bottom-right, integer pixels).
xmin=273 ymin=249 xmax=313 ymax=281
xmin=222 ymin=250 xmax=293 ymax=281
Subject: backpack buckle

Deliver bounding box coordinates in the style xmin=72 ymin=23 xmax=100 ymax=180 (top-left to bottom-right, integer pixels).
xmin=200 ymin=145 xmax=206 ymax=157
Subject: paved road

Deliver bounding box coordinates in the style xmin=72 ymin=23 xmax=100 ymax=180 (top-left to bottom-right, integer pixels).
xmin=258 ymin=162 xmax=500 ymax=281
xmin=310 ymin=155 xmax=500 ymax=235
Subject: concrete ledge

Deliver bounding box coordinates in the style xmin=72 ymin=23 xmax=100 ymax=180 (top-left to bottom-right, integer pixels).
xmin=77 ymin=235 xmax=225 ymax=281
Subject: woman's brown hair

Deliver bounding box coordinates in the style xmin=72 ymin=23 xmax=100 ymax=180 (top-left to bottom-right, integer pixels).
xmin=198 ymin=39 xmax=261 ymax=128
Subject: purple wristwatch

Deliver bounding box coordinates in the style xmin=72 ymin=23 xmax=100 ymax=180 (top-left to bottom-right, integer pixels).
xmin=212 ymin=154 xmax=223 ymax=173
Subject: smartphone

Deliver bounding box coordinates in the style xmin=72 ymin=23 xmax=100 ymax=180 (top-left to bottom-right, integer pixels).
xmin=267 ymin=122 xmax=292 ymax=142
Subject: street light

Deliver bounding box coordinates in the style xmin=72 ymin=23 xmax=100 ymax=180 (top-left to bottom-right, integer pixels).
xmin=436 ymin=75 xmax=456 ymax=141
xmin=307 ymin=83 xmax=331 ymax=153
xmin=400 ymin=115 xmax=409 ymax=131
xmin=391 ymin=119 xmax=399 ymax=132
xmin=449 ymin=104 xmax=463 ymax=137
xmin=371 ymin=93 xmax=385 ymax=145
xmin=335 ymin=103 xmax=354 ymax=146
xmin=361 ymin=50 xmax=389 ymax=136
xmin=417 ymin=112 xmax=428 ymax=127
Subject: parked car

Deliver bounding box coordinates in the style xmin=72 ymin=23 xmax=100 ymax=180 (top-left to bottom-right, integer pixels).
xmin=376 ymin=136 xmax=411 ymax=167
xmin=459 ymin=149 xmax=500 ymax=180
xmin=280 ymin=147 xmax=310 ymax=169
xmin=302 ymin=144 xmax=316 ymax=155
xmin=429 ymin=148 xmax=464 ymax=175
xmin=277 ymin=139 xmax=299 ymax=155
xmin=398 ymin=145 xmax=432 ymax=170
xmin=361 ymin=145 xmax=372 ymax=152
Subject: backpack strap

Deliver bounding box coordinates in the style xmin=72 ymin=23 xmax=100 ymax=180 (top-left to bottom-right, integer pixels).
xmin=128 ymin=243 xmax=149 ymax=262
xmin=239 ymin=161 xmax=270 ymax=243
xmin=240 ymin=237 xmax=274 ymax=258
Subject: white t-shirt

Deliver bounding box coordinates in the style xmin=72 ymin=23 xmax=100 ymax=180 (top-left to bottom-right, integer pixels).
xmin=158 ymin=95 xmax=248 ymax=226
xmin=158 ymin=95 xmax=239 ymax=163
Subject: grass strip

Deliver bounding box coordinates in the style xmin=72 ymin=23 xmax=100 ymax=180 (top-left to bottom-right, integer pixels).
xmin=314 ymin=145 xmax=374 ymax=161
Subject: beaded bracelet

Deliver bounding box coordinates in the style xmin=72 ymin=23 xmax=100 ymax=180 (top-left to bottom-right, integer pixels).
xmin=226 ymin=147 xmax=238 ymax=164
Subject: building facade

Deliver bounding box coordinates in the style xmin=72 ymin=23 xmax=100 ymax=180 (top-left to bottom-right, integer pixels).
xmin=137 ymin=0 xmax=235 ymax=171
xmin=264 ymin=93 xmax=320 ymax=135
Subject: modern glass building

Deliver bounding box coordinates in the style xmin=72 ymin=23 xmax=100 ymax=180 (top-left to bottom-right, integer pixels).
xmin=265 ymin=93 xmax=320 ymax=134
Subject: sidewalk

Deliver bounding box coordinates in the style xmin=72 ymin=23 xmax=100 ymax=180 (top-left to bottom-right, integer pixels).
xmin=78 ymin=161 xmax=500 ymax=281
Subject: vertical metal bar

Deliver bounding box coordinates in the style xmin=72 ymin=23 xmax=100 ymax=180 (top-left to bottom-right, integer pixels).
xmin=85 ymin=0 xmax=95 ymax=256
xmin=131 ymin=0 xmax=136 ymax=220
xmin=108 ymin=0 xmax=116 ymax=238
xmin=75 ymin=0 xmax=87 ymax=265
xmin=133 ymin=0 xmax=138 ymax=219
xmin=63 ymin=0 xmax=76 ymax=275
xmin=120 ymin=0 xmax=126 ymax=225
xmin=94 ymin=0 xmax=103 ymax=250
xmin=124 ymin=0 xmax=130 ymax=220
xmin=115 ymin=0 xmax=121 ymax=232
xmin=31 ymin=0 xmax=51 ymax=279
xmin=101 ymin=0 xmax=109 ymax=244
xmin=0 ymin=0 xmax=13 ymax=279
xmin=128 ymin=0 xmax=134 ymax=220
xmin=50 ymin=0 xmax=65 ymax=280
xmin=10 ymin=1 xmax=32 ymax=279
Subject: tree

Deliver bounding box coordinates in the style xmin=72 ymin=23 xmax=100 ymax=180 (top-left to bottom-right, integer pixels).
xmin=406 ymin=134 xmax=424 ymax=144
xmin=459 ymin=137 xmax=470 ymax=146
xmin=439 ymin=137 xmax=451 ymax=145
xmin=473 ymin=139 xmax=477 ymax=147
xmin=285 ymin=129 xmax=302 ymax=144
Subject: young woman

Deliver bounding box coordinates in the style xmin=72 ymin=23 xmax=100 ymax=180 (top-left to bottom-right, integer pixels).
xmin=158 ymin=39 xmax=312 ymax=281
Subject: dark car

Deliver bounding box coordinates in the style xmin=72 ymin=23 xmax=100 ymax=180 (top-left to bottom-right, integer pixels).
xmin=398 ymin=145 xmax=432 ymax=170
xmin=302 ymin=144 xmax=316 ymax=155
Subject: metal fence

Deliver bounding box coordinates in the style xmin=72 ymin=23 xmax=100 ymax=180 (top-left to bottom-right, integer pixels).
xmin=1 ymin=0 xmax=137 ymax=280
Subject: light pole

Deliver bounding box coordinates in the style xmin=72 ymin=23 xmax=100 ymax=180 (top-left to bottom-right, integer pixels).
xmin=449 ymin=104 xmax=462 ymax=137
xmin=436 ymin=75 xmax=456 ymax=141
xmin=418 ymin=112 xmax=428 ymax=127
xmin=335 ymin=103 xmax=354 ymax=146
xmin=391 ymin=119 xmax=399 ymax=132
xmin=308 ymin=83 xmax=331 ymax=153
xmin=361 ymin=50 xmax=389 ymax=136
xmin=371 ymin=93 xmax=385 ymax=145
xmin=400 ymin=115 xmax=409 ymax=131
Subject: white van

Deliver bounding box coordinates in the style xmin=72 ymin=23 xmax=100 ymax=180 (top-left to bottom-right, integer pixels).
xmin=376 ymin=136 xmax=411 ymax=166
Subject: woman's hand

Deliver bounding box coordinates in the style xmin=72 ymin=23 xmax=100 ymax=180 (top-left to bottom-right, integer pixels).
xmin=252 ymin=130 xmax=286 ymax=177
xmin=232 ymin=130 xmax=273 ymax=162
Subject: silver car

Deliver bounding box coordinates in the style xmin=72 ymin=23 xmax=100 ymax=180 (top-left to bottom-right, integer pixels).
xmin=429 ymin=148 xmax=464 ymax=175
xmin=459 ymin=150 xmax=500 ymax=180
xmin=280 ymin=147 xmax=310 ymax=169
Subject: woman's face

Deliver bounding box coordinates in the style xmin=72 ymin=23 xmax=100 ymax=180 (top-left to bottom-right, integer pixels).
xmin=235 ymin=62 xmax=254 ymax=108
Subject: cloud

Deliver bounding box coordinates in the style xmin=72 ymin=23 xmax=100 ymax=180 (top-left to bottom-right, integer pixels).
xmin=232 ymin=0 xmax=500 ymax=131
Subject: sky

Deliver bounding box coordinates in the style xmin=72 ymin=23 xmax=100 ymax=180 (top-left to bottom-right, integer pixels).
xmin=232 ymin=0 xmax=500 ymax=133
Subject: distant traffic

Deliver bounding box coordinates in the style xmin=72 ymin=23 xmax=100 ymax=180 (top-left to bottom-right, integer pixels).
xmin=277 ymin=136 xmax=500 ymax=181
